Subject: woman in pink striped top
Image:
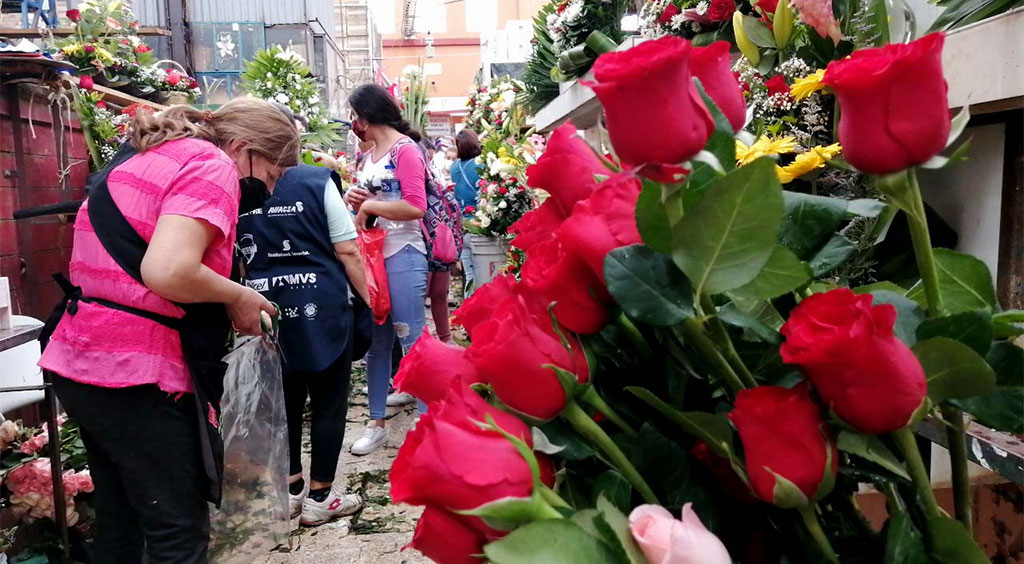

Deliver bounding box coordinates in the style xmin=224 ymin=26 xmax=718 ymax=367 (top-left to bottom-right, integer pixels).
xmin=39 ymin=99 xmax=299 ymax=563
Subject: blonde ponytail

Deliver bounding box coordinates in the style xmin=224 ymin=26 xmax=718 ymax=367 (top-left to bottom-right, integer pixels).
xmin=129 ymin=98 xmax=301 ymax=167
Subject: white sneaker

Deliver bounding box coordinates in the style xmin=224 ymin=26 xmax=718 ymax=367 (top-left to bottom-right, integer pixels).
xmin=386 ymin=391 xmax=417 ymax=406
xmin=300 ymin=492 xmax=363 ymax=527
xmin=289 ymin=482 xmax=307 ymax=518
xmin=350 ymin=425 xmax=387 ymax=455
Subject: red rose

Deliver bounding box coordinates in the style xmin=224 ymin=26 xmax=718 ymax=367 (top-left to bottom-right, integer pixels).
xmin=508 ymin=200 xmax=566 ymax=251
xmin=78 ymin=75 xmax=94 ymax=90
xmin=464 ymin=205 xmax=476 ymax=214
xmin=189 ymin=79 xmax=199 ymax=89
xmin=466 ymin=296 xmax=590 ymax=420
xmin=498 ymin=186 xmax=508 ymax=195
xmin=588 ymin=36 xmax=713 ymax=167
xmin=166 ymin=72 xmax=181 ymax=86
xmin=521 ymin=238 xmax=611 ymax=334
xmin=135 ymin=45 xmax=152 ymax=54
xmin=524 ymin=123 xmax=607 ymax=216
xmin=83 ymin=44 xmax=95 ymax=54
xmin=728 ymin=384 xmax=838 ymax=507
xmin=755 ymin=0 xmax=779 ymax=14
xmin=452 ymin=274 xmax=519 ymax=339
xmin=406 ymin=506 xmax=490 ymax=564
xmin=66 ymin=9 xmax=81 ymax=21
xmin=659 ymin=3 xmax=681 ymax=23
xmin=780 ymin=289 xmax=927 ymax=434
xmin=390 ymin=380 xmax=536 ymax=510
xmin=557 ymin=174 xmax=643 ymax=285
xmin=823 ymin=33 xmax=950 ymax=175
xmin=394 ymin=329 xmax=482 ymax=405
xmin=691 ymin=42 xmax=747 ymax=132
xmin=708 ymin=0 xmax=737 ymax=21
xmin=764 ymin=74 xmax=790 ymax=97
xmin=95 ymin=101 xmax=107 ymax=109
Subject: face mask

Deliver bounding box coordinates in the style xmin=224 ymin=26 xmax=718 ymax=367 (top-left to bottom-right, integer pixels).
xmin=351 ymin=119 xmax=368 ymax=141
xmin=238 ymin=151 xmax=270 ymax=215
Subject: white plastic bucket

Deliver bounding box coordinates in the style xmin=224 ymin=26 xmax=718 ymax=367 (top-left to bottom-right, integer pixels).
xmin=469 ymin=235 xmax=509 ymax=287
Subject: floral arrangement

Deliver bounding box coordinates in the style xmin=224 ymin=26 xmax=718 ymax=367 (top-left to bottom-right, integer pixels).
xmin=72 ymin=90 xmax=152 ymax=167
xmin=398 ymin=64 xmax=430 ymax=135
xmin=241 ymin=46 xmax=340 ymax=149
xmin=639 ymin=0 xmax=743 ymax=42
xmin=464 ymin=76 xmax=524 ymax=135
xmin=520 ymin=3 xmax=561 ymax=113
xmin=543 ymin=0 xmax=631 ymax=79
xmin=387 ymin=32 xmax=1018 ymax=564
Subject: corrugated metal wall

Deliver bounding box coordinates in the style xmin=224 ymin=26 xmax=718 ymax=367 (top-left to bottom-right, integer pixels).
xmin=129 ymin=0 xmax=334 ymax=25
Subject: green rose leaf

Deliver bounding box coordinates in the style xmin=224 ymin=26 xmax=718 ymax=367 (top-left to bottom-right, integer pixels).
xmin=951 ymin=341 xmax=1024 ymax=433
xmin=741 ymin=14 xmax=777 ymax=48
xmin=626 ymin=387 xmax=737 ymax=460
xmin=733 ymin=245 xmax=812 ymax=299
xmin=484 ymin=519 xmax=621 ymax=564
xmin=906 ymin=249 xmax=998 ymax=313
xmin=837 ymin=431 xmax=910 ymax=480
xmin=808 ymin=233 xmax=857 ymax=276
xmin=673 ymin=158 xmax=783 ymax=296
xmin=780 ymin=192 xmax=849 ymax=259
xmin=855 ymin=281 xmax=907 ymax=295
xmin=537 ymin=419 xmax=596 ymax=460
xmin=592 ymin=471 xmax=631 ymax=515
xmin=605 ymin=245 xmax=695 ymax=326
xmin=914 ymin=337 xmax=996 ymax=404
xmin=636 ymin=180 xmax=673 ymax=254
xmin=870 ymin=290 xmax=925 ymax=346
xmin=883 ymin=514 xmax=928 ymax=564
xmin=991 ymin=309 xmax=1024 ymax=338
xmin=927 ymin=515 xmax=989 ymax=564
xmin=846 ymin=198 xmax=886 ymax=218
xmin=457 ymin=494 xmax=557 ymax=531
xmin=915 ymin=310 xmax=993 ymax=356
xmin=594 ymin=496 xmax=648 ymax=564
xmin=717 ymin=302 xmax=783 ymax=344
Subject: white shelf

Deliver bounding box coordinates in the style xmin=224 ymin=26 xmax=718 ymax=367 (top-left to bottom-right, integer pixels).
xmin=941 ymin=8 xmax=1024 ymax=112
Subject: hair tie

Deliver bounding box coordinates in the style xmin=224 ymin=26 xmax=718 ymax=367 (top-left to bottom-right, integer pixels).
xmin=202 ymin=110 xmax=214 ymax=124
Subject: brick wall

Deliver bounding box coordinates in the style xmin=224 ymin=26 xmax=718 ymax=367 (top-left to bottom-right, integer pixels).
xmin=0 ymin=85 xmax=91 ymax=320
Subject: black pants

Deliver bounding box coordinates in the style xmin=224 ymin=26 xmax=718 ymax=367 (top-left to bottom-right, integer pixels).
xmin=52 ymin=375 xmax=210 ymax=564
xmin=283 ymin=348 xmax=353 ymax=484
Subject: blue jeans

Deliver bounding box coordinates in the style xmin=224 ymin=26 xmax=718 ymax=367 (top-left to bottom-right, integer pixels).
xmin=367 ymin=245 xmax=428 ymax=420
xmin=460 ymin=232 xmax=474 ymax=297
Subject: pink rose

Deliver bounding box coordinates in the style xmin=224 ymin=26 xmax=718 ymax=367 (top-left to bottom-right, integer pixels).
xmin=629 ymin=503 xmax=732 ymax=564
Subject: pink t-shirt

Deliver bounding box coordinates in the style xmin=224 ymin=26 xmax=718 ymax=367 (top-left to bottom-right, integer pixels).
xmin=39 ymin=138 xmax=240 ymax=395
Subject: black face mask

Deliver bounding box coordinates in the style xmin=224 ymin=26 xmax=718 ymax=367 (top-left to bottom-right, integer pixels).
xmin=238 ymin=151 xmax=270 ymax=215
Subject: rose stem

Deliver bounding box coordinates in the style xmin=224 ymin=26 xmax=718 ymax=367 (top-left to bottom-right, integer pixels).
xmin=537 ymin=484 xmax=572 ymax=510
xmin=699 ymin=293 xmax=758 ymax=388
xmin=798 ymin=505 xmax=839 ymax=562
xmin=882 ymin=481 xmax=907 ymax=515
xmin=892 ymin=427 xmax=943 ymax=519
xmin=902 ymin=168 xmax=972 ymax=529
xmin=674 ymin=320 xmax=747 ymax=393
xmin=581 ymin=386 xmax=636 ymax=437
xmin=561 ymin=400 xmax=659 ymax=504
xmin=615 ymin=312 xmax=654 ymax=359
xmin=941 ymin=405 xmax=972 ymax=532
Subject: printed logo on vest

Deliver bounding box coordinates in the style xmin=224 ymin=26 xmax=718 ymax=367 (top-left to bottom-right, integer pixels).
xmin=246 ymin=278 xmax=269 ymax=292
xmin=266 ymin=201 xmax=305 ymax=216
xmin=239 ymin=234 xmax=257 ymax=264
xmin=284 ymin=306 xmax=299 ymax=319
xmin=303 ymin=303 xmax=318 ymax=319
xmin=271 ymin=272 xmax=318 ymax=288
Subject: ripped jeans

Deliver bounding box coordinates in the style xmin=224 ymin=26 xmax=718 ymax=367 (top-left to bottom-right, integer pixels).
xmin=367 ymin=245 xmax=428 ymax=420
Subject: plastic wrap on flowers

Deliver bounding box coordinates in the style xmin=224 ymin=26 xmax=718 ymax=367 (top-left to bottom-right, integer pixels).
xmin=209 ymin=336 xmax=290 ymax=563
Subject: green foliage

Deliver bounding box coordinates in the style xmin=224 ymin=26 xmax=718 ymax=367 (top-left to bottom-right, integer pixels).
xmin=605 ymin=245 xmax=695 ymax=326
xmin=929 ymin=0 xmax=1024 ymax=31
xmin=520 ymin=3 xmax=561 ymax=113
xmin=398 ymin=65 xmax=429 ymax=134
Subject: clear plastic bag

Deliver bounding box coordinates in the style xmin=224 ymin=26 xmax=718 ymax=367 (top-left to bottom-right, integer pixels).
xmin=209 ymin=336 xmax=290 ymax=563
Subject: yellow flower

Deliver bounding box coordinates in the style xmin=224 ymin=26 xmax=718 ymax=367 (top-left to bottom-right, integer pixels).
xmin=790 ymin=69 xmax=828 ymax=102
xmin=776 ymin=143 xmax=842 ymax=183
xmin=736 ymin=136 xmax=798 ymax=166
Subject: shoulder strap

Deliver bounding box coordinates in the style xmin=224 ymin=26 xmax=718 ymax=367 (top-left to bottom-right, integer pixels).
xmin=86 ymin=143 xmax=147 ymax=285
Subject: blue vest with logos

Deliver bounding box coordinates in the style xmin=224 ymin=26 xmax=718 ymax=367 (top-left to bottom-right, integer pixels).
xmin=237 ymin=165 xmax=351 ymax=373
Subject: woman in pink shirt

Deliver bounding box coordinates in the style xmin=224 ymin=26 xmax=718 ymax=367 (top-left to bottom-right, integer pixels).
xmin=39 ymin=99 xmax=299 ymax=563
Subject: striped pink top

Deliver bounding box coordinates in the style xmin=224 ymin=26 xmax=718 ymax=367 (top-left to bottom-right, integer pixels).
xmin=39 ymin=138 xmax=240 ymax=395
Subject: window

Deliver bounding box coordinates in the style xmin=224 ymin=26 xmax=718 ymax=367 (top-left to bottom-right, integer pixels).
xmin=265 ymin=25 xmax=310 ymax=63
xmin=190 ymin=22 xmax=265 ymax=73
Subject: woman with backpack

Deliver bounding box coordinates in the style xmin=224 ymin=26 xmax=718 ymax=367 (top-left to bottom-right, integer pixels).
xmin=450 ymin=129 xmax=482 ymax=296
xmin=344 ymin=84 xmax=430 ymax=455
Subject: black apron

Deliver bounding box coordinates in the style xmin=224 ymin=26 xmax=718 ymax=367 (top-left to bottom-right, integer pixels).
xmin=41 ymin=143 xmax=231 ymax=505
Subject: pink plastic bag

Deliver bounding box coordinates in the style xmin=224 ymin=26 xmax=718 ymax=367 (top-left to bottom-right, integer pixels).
xmin=358 ymin=228 xmax=391 ymax=324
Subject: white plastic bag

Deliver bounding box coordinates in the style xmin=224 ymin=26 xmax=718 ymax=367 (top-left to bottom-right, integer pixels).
xmin=209 ymin=336 xmax=290 ymax=563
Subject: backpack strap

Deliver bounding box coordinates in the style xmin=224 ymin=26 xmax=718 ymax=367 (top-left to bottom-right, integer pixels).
xmin=85 ymin=143 xmax=148 ymax=284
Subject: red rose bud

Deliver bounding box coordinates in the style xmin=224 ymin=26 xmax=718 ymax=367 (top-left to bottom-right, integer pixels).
xmin=452 ymin=274 xmax=519 ymax=339
xmin=390 ymin=380 xmax=537 ymax=510
xmin=588 ymin=36 xmax=713 ymax=167
xmin=525 ymin=123 xmax=607 ymax=216
xmin=764 ymin=74 xmax=790 ymax=97
xmin=660 ymin=3 xmax=681 ymax=23
xmin=189 ymin=79 xmax=199 ymax=89
xmin=498 ymin=186 xmax=508 ymax=195
xmin=83 ymin=44 xmax=95 ymax=54
xmin=823 ymin=33 xmax=949 ymax=175
xmin=166 ymin=72 xmax=181 ymax=86
xmin=755 ymin=0 xmax=779 ymax=15
xmin=466 ymin=296 xmax=590 ymax=420
xmin=394 ymin=328 xmax=482 ymax=406
xmin=521 ymin=238 xmax=611 ymax=334
xmin=406 ymin=506 xmax=490 ymax=564
xmin=135 ymin=45 xmax=152 ymax=54
xmin=708 ymin=0 xmax=737 ymax=21
xmin=729 ymin=384 xmax=838 ymax=507
xmin=95 ymin=101 xmax=107 ymax=109
xmin=66 ymin=9 xmax=81 ymax=21
xmin=780 ymin=289 xmax=927 ymax=434
xmin=557 ymin=174 xmax=643 ymax=284
xmin=78 ymin=75 xmax=94 ymax=90
xmin=508 ymin=199 xmax=566 ymax=251
xmin=691 ymin=41 xmax=747 ymax=132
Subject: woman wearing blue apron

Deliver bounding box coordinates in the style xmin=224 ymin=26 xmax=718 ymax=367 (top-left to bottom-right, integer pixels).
xmin=237 ymin=164 xmax=369 ymax=527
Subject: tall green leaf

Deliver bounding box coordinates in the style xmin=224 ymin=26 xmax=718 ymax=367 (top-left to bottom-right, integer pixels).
xmin=733 ymin=245 xmax=812 ymax=299
xmin=907 ymin=249 xmax=998 ymax=313
xmin=952 ymin=342 xmax=1024 ymax=433
xmin=673 ymin=158 xmax=784 ymax=296
xmin=927 ymin=516 xmax=989 ymax=564
xmin=883 ymin=514 xmax=928 ymax=564
xmin=484 ymin=519 xmax=621 ymax=564
xmin=914 ymin=337 xmax=996 ymax=404
xmin=606 ymin=246 xmax=695 ymax=326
